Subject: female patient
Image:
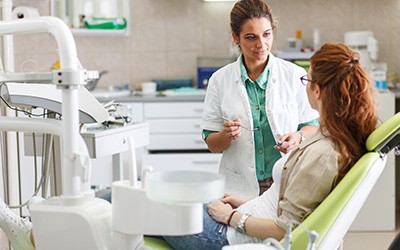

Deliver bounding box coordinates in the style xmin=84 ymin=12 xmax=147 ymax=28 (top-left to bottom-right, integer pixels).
xmin=0 ymin=43 xmax=379 ymax=250
xmin=163 ymin=42 xmax=379 ymax=249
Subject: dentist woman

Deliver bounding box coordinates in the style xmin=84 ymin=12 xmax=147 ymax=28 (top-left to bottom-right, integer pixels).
xmin=201 ymin=0 xmax=319 ymax=197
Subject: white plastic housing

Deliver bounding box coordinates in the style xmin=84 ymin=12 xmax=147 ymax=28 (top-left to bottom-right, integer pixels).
xmin=146 ymin=170 xmax=225 ymax=204
xmin=0 ymin=82 xmax=109 ymax=123
xmin=112 ymin=180 xmax=203 ymax=235
xmin=30 ymin=197 xmax=112 ymax=250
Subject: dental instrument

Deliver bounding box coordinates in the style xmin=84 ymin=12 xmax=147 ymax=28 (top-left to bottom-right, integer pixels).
xmin=221 ymin=116 xmax=260 ymax=131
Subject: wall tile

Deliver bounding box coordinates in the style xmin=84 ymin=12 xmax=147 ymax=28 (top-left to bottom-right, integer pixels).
xmin=128 ymin=24 xmax=167 ymax=53
xmin=14 ymin=34 xmax=58 ymax=55
xmin=75 ymin=36 xmax=129 ymax=54
xmin=128 ymin=51 xmax=167 ymax=86
xmin=165 ymin=51 xmax=198 ymax=80
xmin=7 ymin=0 xmax=400 ymax=86
xmin=164 ymin=0 xmax=203 ymax=51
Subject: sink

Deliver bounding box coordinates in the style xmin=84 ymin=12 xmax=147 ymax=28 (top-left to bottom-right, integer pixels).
xmin=146 ymin=170 xmax=225 ymax=204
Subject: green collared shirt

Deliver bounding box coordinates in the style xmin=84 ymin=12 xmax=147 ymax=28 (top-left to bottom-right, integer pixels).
xmin=203 ymin=56 xmax=318 ymax=180
xmin=240 ymin=57 xmax=280 ymax=180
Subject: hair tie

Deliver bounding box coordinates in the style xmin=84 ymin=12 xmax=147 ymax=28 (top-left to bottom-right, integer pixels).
xmin=350 ymin=59 xmax=359 ymax=65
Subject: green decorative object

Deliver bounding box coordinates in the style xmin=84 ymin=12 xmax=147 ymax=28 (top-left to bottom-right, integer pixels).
xmin=84 ymin=17 xmax=127 ymax=30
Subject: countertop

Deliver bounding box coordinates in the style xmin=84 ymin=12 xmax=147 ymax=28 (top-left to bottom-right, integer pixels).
xmin=92 ymin=89 xmax=400 ymax=103
xmin=380 ymin=89 xmax=400 ymax=99
xmin=93 ymin=92 xmax=206 ymax=103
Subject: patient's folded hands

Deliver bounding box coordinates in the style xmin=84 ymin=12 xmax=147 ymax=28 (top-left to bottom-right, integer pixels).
xmin=0 ymin=199 xmax=35 ymax=250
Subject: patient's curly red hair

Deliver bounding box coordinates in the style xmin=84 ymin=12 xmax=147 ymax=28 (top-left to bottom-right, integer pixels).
xmin=310 ymin=43 xmax=379 ymax=181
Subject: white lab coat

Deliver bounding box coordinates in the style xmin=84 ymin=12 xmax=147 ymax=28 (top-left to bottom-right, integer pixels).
xmin=201 ymin=54 xmax=319 ymax=197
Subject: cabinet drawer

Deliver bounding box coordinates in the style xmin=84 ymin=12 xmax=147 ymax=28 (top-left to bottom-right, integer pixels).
xmin=127 ymin=102 xmax=144 ymax=123
xmin=147 ymin=134 xmax=207 ymax=150
xmin=142 ymin=153 xmax=221 ymax=173
xmin=148 ymin=118 xmax=201 ymax=134
xmin=144 ymin=102 xmax=203 ymax=118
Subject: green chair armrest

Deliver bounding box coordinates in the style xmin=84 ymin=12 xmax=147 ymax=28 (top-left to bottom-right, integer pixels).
xmin=144 ymin=236 xmax=174 ymax=250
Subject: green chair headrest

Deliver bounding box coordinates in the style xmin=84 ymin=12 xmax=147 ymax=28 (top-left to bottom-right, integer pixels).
xmin=366 ymin=112 xmax=400 ymax=152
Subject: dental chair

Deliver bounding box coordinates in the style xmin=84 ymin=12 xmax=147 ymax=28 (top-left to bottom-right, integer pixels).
xmin=142 ymin=112 xmax=400 ymax=250
xmin=288 ymin=111 xmax=400 ymax=250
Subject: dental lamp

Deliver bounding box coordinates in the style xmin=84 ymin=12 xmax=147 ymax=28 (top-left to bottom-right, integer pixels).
xmin=0 ymin=16 xmax=225 ymax=250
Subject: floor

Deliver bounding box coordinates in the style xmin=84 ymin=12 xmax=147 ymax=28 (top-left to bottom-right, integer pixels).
xmin=0 ymin=231 xmax=9 ymax=250
xmin=344 ymin=231 xmax=398 ymax=250
xmin=0 ymin=228 xmax=399 ymax=250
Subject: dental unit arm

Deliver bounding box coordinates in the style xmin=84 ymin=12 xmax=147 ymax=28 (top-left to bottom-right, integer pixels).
xmin=0 ymin=16 xmax=225 ymax=250
xmin=0 ymin=82 xmax=109 ymax=123
xmin=0 ymin=16 xmax=95 ymax=199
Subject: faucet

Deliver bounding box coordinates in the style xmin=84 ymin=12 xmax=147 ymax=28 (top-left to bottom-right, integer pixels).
xmin=85 ymin=70 xmax=108 ymax=91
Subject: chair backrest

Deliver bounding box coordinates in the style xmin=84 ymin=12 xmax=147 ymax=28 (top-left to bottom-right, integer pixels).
xmin=289 ymin=112 xmax=400 ymax=250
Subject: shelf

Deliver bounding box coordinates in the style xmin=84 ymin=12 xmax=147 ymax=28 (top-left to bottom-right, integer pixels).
xmin=51 ymin=0 xmax=130 ymax=37
xmin=70 ymin=28 xmax=129 ymax=37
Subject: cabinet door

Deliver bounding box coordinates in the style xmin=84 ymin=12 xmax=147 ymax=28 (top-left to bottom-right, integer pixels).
xmin=142 ymin=153 xmax=221 ymax=173
xmin=148 ymin=118 xmax=201 ymax=134
xmin=144 ymin=102 xmax=205 ymax=150
xmin=147 ymin=134 xmax=207 ymax=151
xmin=144 ymin=102 xmax=204 ymax=118
xmin=126 ymin=102 xmax=144 ymax=123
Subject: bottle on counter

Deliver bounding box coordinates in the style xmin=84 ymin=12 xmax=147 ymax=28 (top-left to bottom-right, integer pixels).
xmin=295 ymin=30 xmax=303 ymax=51
xmin=313 ymin=29 xmax=320 ymax=51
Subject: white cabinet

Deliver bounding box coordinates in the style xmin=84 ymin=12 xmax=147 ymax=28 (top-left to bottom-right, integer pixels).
xmin=126 ymin=102 xmax=144 ymax=123
xmin=144 ymin=102 xmax=204 ymax=119
xmin=144 ymin=102 xmax=208 ymax=151
xmin=148 ymin=134 xmax=207 ymax=151
xmin=142 ymin=101 xmax=221 ymax=173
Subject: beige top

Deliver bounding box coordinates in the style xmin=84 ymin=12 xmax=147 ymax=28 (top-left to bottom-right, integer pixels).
xmin=276 ymin=130 xmax=342 ymax=230
xmin=227 ymin=131 xmax=342 ymax=245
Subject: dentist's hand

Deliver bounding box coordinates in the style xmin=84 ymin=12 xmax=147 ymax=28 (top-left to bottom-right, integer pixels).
xmin=274 ymin=132 xmax=300 ymax=154
xmin=222 ymin=118 xmax=242 ymax=140
xmin=204 ymin=118 xmax=243 ymax=153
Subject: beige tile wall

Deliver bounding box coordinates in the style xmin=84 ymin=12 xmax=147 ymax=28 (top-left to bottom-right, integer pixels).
xmin=10 ymin=0 xmax=400 ymax=89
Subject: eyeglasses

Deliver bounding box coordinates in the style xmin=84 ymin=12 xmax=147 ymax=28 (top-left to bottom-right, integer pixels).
xmin=300 ymin=75 xmax=313 ymax=86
